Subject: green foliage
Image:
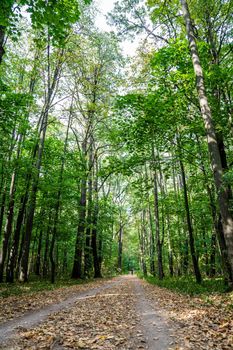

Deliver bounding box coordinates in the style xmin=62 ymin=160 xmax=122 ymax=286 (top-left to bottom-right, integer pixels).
xmin=1 ymin=0 xmax=92 ymax=47
xmin=144 ymin=276 xmax=228 ymax=296
xmin=0 ymin=278 xmax=92 ymax=298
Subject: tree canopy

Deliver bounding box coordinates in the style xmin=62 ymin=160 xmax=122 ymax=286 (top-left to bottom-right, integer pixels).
xmin=0 ymin=0 xmax=232 ymax=290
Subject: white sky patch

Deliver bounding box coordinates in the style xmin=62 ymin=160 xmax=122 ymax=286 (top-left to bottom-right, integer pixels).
xmin=94 ymin=0 xmax=139 ymax=57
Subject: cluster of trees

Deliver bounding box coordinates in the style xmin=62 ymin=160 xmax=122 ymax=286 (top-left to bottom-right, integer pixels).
xmin=0 ymin=0 xmax=232 ymax=287
xmin=109 ymin=0 xmax=233 ymax=285
xmin=0 ymin=0 xmax=134 ymax=283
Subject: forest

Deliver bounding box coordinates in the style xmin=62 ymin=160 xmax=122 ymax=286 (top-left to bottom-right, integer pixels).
xmin=0 ymin=1 xmax=233 ymax=349
xmin=0 ymin=0 xmax=233 ymax=291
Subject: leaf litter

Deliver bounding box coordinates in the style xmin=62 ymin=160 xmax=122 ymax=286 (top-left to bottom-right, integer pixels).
xmin=12 ymin=279 xmax=142 ymax=350
xmin=140 ymin=280 xmax=233 ymax=350
xmin=0 ymin=279 xmax=112 ymax=324
xmin=0 ymin=277 xmax=232 ymax=350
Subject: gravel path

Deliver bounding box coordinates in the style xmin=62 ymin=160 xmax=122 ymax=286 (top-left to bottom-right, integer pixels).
xmin=0 ymin=279 xmax=121 ymax=346
xmin=0 ymin=276 xmax=175 ymax=350
xmin=133 ymin=278 xmax=174 ymax=349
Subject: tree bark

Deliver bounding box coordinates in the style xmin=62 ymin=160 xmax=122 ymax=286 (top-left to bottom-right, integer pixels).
xmin=180 ymin=0 xmax=233 ymax=284
xmin=35 ymin=228 xmax=43 ymax=276
xmin=151 ymin=148 xmax=164 ymax=280
xmin=72 ymin=174 xmax=87 ymax=279
xmin=139 ymin=212 xmax=147 ymax=276
xmin=0 ymin=184 xmax=6 ymax=239
xmin=117 ymin=223 xmax=123 ymax=271
xmin=0 ymin=25 xmax=6 ymax=64
xmin=177 ymin=136 xmax=202 ymax=283
xmin=84 ymin=139 xmax=93 ymax=278
xmin=91 ymin=171 xmax=102 ymax=278
xmin=148 ymin=204 xmax=155 ymax=276
xmin=42 ymin=214 xmax=52 ymax=278
xmin=0 ymin=173 xmax=16 ymax=282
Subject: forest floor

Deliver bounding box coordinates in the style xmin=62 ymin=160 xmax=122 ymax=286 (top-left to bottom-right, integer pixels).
xmin=0 ymin=275 xmax=232 ymax=350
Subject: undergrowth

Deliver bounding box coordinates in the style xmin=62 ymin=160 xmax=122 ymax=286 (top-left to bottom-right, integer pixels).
xmin=0 ymin=276 xmax=93 ymax=298
xmin=143 ymin=275 xmax=229 ymax=296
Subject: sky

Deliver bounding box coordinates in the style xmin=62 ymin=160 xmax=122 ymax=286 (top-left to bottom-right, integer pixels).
xmin=95 ymin=0 xmax=115 ymax=32
xmin=94 ymin=0 xmax=139 ymax=56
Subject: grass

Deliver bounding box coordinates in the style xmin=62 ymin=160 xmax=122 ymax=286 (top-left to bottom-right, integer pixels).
xmin=143 ymin=275 xmax=229 ymax=296
xmin=0 ymin=276 xmax=93 ymax=298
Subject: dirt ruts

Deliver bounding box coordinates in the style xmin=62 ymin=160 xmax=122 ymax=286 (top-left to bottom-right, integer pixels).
xmin=0 ymin=276 xmax=175 ymax=350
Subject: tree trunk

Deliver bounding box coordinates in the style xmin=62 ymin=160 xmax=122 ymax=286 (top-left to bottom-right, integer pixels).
xmin=84 ymin=140 xmax=93 ymax=278
xmin=62 ymin=247 xmax=68 ymax=274
xmin=0 ymin=172 xmax=16 ymax=282
xmin=92 ymin=202 xmax=101 ymax=278
xmin=117 ymin=223 xmax=123 ymax=271
xmin=166 ymin=212 xmax=174 ymax=277
xmin=49 ymin=232 xmax=56 ymax=284
xmin=145 ymin=164 xmax=155 ymax=276
xmin=0 ymin=25 xmax=6 ymax=64
xmin=139 ymin=214 xmax=147 ymax=276
xmin=92 ymin=166 xmax=102 ymax=279
xmin=151 ymin=148 xmax=164 ymax=280
xmin=195 ymin=134 xmax=232 ymax=280
xmin=50 ymin=109 xmax=71 ymax=283
xmin=35 ymin=228 xmax=43 ymax=276
xmin=42 ymin=215 xmax=51 ymax=278
xmin=201 ymin=217 xmax=209 ymax=276
xmin=0 ymin=184 xmax=6 ymax=240
xmin=179 ymin=147 xmax=202 ymax=283
xmin=0 ymin=132 xmax=23 ymax=282
xmin=148 ymin=204 xmax=155 ymax=276
xmin=72 ymin=177 xmax=87 ymax=279
xmin=180 ymin=0 xmax=233 ymax=284
xmin=19 ymin=112 xmax=48 ymax=282
xmin=5 ymin=185 xmax=29 ymax=282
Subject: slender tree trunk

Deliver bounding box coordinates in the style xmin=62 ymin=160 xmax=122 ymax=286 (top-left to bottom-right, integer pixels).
xmin=98 ymin=237 xmax=103 ymax=269
xmin=50 ymin=109 xmax=71 ymax=283
xmin=0 ymin=25 xmax=6 ymax=64
xmin=179 ymin=148 xmax=202 ymax=283
xmin=72 ymin=177 xmax=87 ymax=279
xmin=172 ymin=160 xmax=184 ymax=275
xmin=180 ymin=0 xmax=233 ymax=284
xmin=201 ymin=217 xmax=209 ymax=276
xmin=19 ymin=112 xmax=48 ymax=282
xmin=0 ymin=173 xmax=16 ymax=282
xmin=49 ymin=232 xmax=56 ymax=284
xmin=148 ymin=204 xmax=155 ymax=276
xmin=35 ymin=228 xmax=43 ymax=276
xmin=151 ymin=148 xmax=164 ymax=280
xmin=6 ymin=183 xmax=30 ymax=282
xmin=117 ymin=223 xmax=123 ymax=271
xmin=0 ymin=132 xmax=24 ymax=282
xmin=91 ymin=170 xmax=102 ymax=278
xmin=84 ymin=140 xmax=93 ymax=278
xmin=62 ymin=247 xmax=68 ymax=274
xmin=0 ymin=183 xmax=6 ymax=239
xmin=209 ymin=229 xmax=216 ymax=277
xmin=195 ymin=135 xmax=231 ymax=279
xmin=145 ymin=164 xmax=155 ymax=276
xmin=42 ymin=215 xmax=51 ymax=278
xmin=166 ymin=213 xmax=174 ymax=277
xmin=91 ymin=202 xmax=101 ymax=278
xmin=139 ymin=213 xmax=147 ymax=276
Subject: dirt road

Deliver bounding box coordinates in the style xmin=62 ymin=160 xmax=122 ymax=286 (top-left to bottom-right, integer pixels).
xmin=0 ymin=276 xmax=174 ymax=349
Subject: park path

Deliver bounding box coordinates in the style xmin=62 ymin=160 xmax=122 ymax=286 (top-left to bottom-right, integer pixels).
xmin=0 ymin=275 xmax=175 ymax=350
